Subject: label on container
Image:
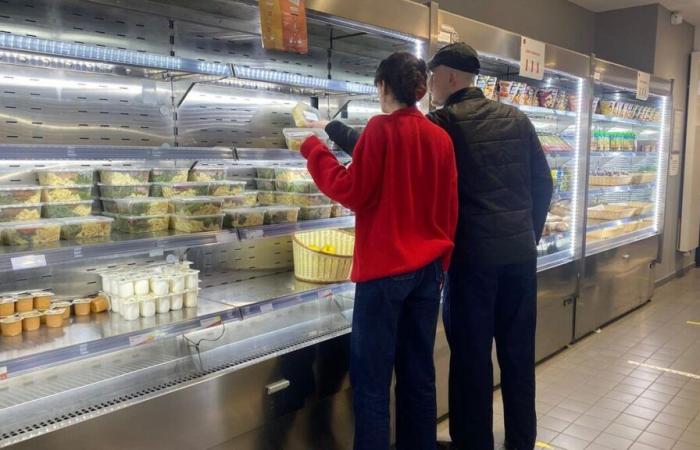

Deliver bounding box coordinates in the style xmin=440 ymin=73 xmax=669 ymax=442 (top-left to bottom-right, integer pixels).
xmin=79 ymin=343 xmax=89 ymax=355
xmin=200 ymin=315 xmax=222 ymax=329
xmin=11 ymin=254 xmax=47 ymax=271
xmin=636 ymin=71 xmax=650 ymax=101
xmin=519 ymin=37 xmax=545 ymax=81
xmin=129 ymin=332 xmax=157 ymax=347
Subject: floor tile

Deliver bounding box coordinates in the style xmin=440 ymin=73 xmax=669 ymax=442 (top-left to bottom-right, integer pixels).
xmin=645 ymin=422 xmax=685 ymax=440
xmin=605 ymin=423 xmax=644 ymax=441
xmin=549 ymin=406 xmax=584 ymax=423
xmin=541 ymin=415 xmax=574 ymax=433
xmin=635 ymin=431 xmax=677 ymax=449
xmin=552 ymin=433 xmax=591 ymax=450
xmin=653 ymin=413 xmax=692 ymax=429
xmin=631 ymin=397 xmax=669 ymax=412
xmin=615 ymin=414 xmax=652 ymax=431
xmin=594 ymin=432 xmax=634 ymax=449
xmin=624 ymin=405 xmax=660 ymax=421
xmin=537 ymin=427 xmax=560 ymax=443
xmin=575 ymin=415 xmax=613 ymax=432
xmin=563 ymin=424 xmax=603 ymax=442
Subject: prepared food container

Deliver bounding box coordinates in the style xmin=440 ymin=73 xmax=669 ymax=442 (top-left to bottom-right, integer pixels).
xmin=255 ymin=166 xmax=277 ymax=179
xmin=299 ymin=205 xmax=333 ymax=221
xmin=331 ymin=204 xmax=353 ymax=218
xmin=223 ymin=208 xmax=265 ymax=228
xmin=59 ymin=216 xmax=113 ymax=240
xmin=282 ymin=128 xmax=329 ymax=152
xmin=255 ymin=178 xmax=276 ymax=191
xmin=0 ymin=315 xmax=22 ymax=337
xmin=0 ymin=297 xmax=16 ymax=316
xmin=36 ymin=168 xmax=94 ymax=186
xmin=257 ymin=191 xmax=276 ymax=205
xmin=99 ymin=168 xmax=151 ymax=185
xmin=150 ymin=167 xmax=189 ymax=183
xmin=291 ymin=102 xmax=321 ymax=127
xmin=120 ymin=298 xmax=140 ymax=321
xmin=15 ymin=294 xmax=33 ymax=313
xmin=42 ymin=200 xmax=93 ymax=218
xmin=100 ymin=197 xmax=169 ymax=216
xmin=170 ymin=197 xmax=223 ymax=216
xmin=20 ymin=311 xmax=41 ymax=331
xmin=108 ymin=213 xmax=169 ymax=233
xmin=184 ymin=289 xmax=199 ymax=308
xmin=170 ymin=214 xmax=224 ymax=233
xmin=139 ymin=296 xmax=156 ymax=318
xmin=1 ymin=220 xmax=61 ymax=245
xmin=275 ymin=179 xmax=320 ymax=194
xmin=151 ymin=182 xmax=210 ymax=198
xmin=219 ymin=192 xmax=258 ymax=209
xmin=189 ymin=166 xmax=226 ymax=182
xmin=0 ymin=204 xmax=42 ymax=222
xmin=274 ymin=167 xmax=311 ymax=182
xmin=208 ymin=180 xmax=246 ymax=196
xmin=44 ymin=309 xmax=65 ymax=328
xmin=0 ymin=186 xmax=42 ymax=205
xmin=98 ymin=183 xmax=150 ymax=199
xmin=43 ymin=185 xmax=93 ymax=202
xmin=264 ymin=206 xmax=300 ymax=225
xmin=276 ymin=192 xmax=331 ymax=207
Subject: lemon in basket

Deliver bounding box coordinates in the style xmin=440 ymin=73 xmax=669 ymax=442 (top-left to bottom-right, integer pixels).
xmin=321 ymin=245 xmax=337 ymax=255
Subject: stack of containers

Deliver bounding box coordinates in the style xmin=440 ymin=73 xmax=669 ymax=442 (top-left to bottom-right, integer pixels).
xmin=0 ymin=180 xmax=53 ymax=246
xmin=272 ymin=167 xmax=332 ymax=220
xmin=99 ymin=261 xmax=200 ymax=321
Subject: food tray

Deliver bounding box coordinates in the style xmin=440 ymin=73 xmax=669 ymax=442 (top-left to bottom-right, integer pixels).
xmin=60 ymin=216 xmax=113 ymax=240
xmin=151 ymin=182 xmax=210 ymax=198
xmin=170 ymin=197 xmax=223 ymax=216
xmin=1 ymin=220 xmax=61 ymax=245
xmin=331 ymin=204 xmax=353 ymax=218
xmin=100 ymin=197 xmax=170 ymax=216
xmin=36 ymin=168 xmax=94 ymax=186
xmin=299 ymin=205 xmax=333 ymax=221
xmin=0 ymin=186 xmax=42 ymax=206
xmin=150 ymin=168 xmax=189 ymax=183
xmin=189 ymin=167 xmax=226 ymax=182
xmin=255 ymin=166 xmax=277 ymax=179
xmin=0 ymin=204 xmax=42 ymax=222
xmin=257 ymin=191 xmax=276 ymax=206
xmin=43 ymin=185 xmax=93 ymax=202
xmin=170 ymin=214 xmax=224 ymax=233
xmin=208 ymin=181 xmax=247 ymax=197
xmin=254 ymin=178 xmax=276 ymax=191
xmin=639 ymin=173 xmax=656 ymax=184
xmin=587 ymin=205 xmax=637 ymax=221
xmin=276 ymin=192 xmax=331 ymax=207
xmin=282 ymin=128 xmax=329 ymax=152
xmin=274 ymin=167 xmax=311 ymax=182
xmin=98 ymin=183 xmax=150 ymax=199
xmin=589 ymin=175 xmax=634 ymax=186
xmin=223 ymin=208 xmax=265 ymax=228
xmin=274 ymin=179 xmax=320 ymax=194
xmin=107 ymin=213 xmax=170 ymax=234
xmin=219 ymin=192 xmax=258 ymax=209
xmin=291 ymin=102 xmax=321 ymax=127
xmin=263 ymin=206 xmax=300 ymax=225
xmin=42 ymin=200 xmax=93 ymax=218
xmin=625 ymin=202 xmax=654 ymax=216
xmin=99 ymin=168 xmax=151 ymax=185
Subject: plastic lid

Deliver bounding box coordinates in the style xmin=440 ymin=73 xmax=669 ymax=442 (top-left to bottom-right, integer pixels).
xmin=99 ymin=167 xmax=150 ymax=172
xmin=171 ymin=213 xmax=225 ymax=219
xmin=0 ymin=185 xmax=42 ymax=191
xmin=44 ymin=308 xmax=65 ymax=316
xmin=43 ymin=200 xmax=92 ymax=206
xmin=36 ymin=168 xmax=94 ymax=173
xmin=223 ymin=207 xmax=266 ymax=214
xmin=151 ymin=182 xmax=210 ymax=187
xmin=97 ymin=183 xmax=150 ymax=187
xmin=282 ymin=128 xmax=329 ymax=139
xmin=100 ymin=197 xmax=167 ymax=204
xmin=191 ymin=166 xmax=224 ymax=171
xmin=169 ymin=196 xmax=223 ymax=205
xmin=300 ymin=204 xmax=333 ymax=210
xmin=19 ymin=311 xmax=42 ymax=318
xmin=0 ymin=203 xmax=42 ymax=208
xmin=43 ymin=184 xmax=93 ymax=189
xmin=52 ymin=301 xmax=72 ymax=308
xmin=264 ymin=205 xmax=301 ymax=212
xmin=0 ymin=219 xmax=62 ymax=229
xmin=0 ymin=297 xmax=16 ymax=304
xmin=59 ymin=215 xmax=114 ymax=225
xmin=103 ymin=212 xmax=168 ymax=220
xmin=72 ymin=298 xmax=92 ymax=304
xmin=209 ymin=180 xmax=247 ymax=186
xmin=0 ymin=315 xmax=20 ymax=323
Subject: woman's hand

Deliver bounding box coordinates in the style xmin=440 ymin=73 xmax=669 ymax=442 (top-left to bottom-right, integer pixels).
xmin=307 ymin=119 xmax=330 ymax=129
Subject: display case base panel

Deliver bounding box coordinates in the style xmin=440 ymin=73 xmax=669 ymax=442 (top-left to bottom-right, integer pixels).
xmin=576 ymin=235 xmax=657 ymax=339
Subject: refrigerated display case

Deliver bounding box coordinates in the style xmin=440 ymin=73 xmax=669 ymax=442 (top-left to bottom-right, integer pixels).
xmin=576 ymin=59 xmax=672 ymax=339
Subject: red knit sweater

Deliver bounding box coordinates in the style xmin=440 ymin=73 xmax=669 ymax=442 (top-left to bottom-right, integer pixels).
xmin=301 ymin=106 xmax=458 ymax=283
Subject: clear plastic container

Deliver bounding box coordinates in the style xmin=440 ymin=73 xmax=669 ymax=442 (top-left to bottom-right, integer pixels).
xmin=59 ymin=216 xmax=113 ymax=240
xmin=170 ymin=293 xmax=184 ymax=310
xmin=150 ymin=168 xmax=189 ymax=183
xmin=115 ymin=277 xmax=135 ymax=298
xmin=98 ymin=183 xmax=150 ymax=199
xmin=291 ymin=102 xmax=321 ymax=127
xmin=42 ymin=200 xmax=93 ymax=218
xmin=36 ymin=168 xmax=94 ymax=186
xmin=120 ymin=298 xmax=140 ymax=321
xmin=170 ymin=214 xmax=224 ymax=233
xmin=170 ymin=274 xmax=186 ymax=293
xmin=275 ymin=179 xmax=320 ymax=194
xmin=255 ymin=178 xmax=276 ymax=191
xmin=282 ymin=128 xmax=329 ymax=152
xmin=0 ymin=186 xmax=42 ymax=205
xmin=108 ymin=295 xmax=122 ymax=314
xmin=274 ymin=167 xmax=311 ymax=182
xmin=169 ymin=197 xmax=223 ymax=216
xmin=184 ymin=289 xmax=199 ymax=308
xmin=99 ymin=168 xmax=151 ymax=185
xmin=257 ymin=191 xmax=276 ymax=205
xmin=299 ymin=205 xmax=333 ymax=221
xmin=151 ymin=182 xmax=210 ymax=198
xmin=155 ymin=294 xmax=171 ymax=314
xmin=264 ymin=206 xmax=300 ymax=225
xmin=255 ymin=166 xmax=277 ymax=179
xmin=132 ymin=277 xmax=150 ymax=296
xmin=1 ymin=220 xmax=61 ymax=245
xmin=43 ymin=185 xmax=93 ymax=202
xmin=108 ymin=213 xmax=170 ymax=233
xmin=150 ymin=277 xmax=170 ymax=296
xmin=185 ymin=270 xmax=199 ymax=290
xmin=189 ymin=166 xmax=226 ymax=182
xmin=276 ymin=192 xmax=331 ymax=206
xmin=0 ymin=204 xmax=42 ymax=222
xmin=331 ymin=204 xmax=353 ymax=218
xmin=139 ymin=296 xmax=156 ymax=318
xmin=219 ymin=192 xmax=258 ymax=209
xmin=208 ymin=180 xmax=247 ymax=197
xmin=100 ymin=197 xmax=169 ymax=216
xmin=223 ymin=208 xmax=265 ymax=228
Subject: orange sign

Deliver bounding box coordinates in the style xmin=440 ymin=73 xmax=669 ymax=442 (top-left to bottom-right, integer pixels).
xmin=259 ymin=0 xmax=309 ymax=54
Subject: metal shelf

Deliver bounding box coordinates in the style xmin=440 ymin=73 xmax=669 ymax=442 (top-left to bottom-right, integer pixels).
xmin=586 ymin=213 xmax=654 ymax=232
xmin=238 ymin=216 xmax=355 ymax=241
xmin=590 ymin=152 xmax=658 ymax=158
xmin=552 ymin=191 xmax=573 ymax=200
xmin=586 ymin=228 xmax=658 ymax=256
xmin=0 ymin=145 xmax=235 ymax=161
xmin=588 ymin=182 xmax=655 ymax=196
xmin=545 ymin=151 xmax=575 ymax=158
xmin=519 ymin=105 xmax=578 ymax=118
xmin=592 ymin=114 xmax=661 ymax=129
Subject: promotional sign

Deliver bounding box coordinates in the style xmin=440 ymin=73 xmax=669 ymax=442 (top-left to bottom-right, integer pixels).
xmin=259 ymin=0 xmax=309 ymax=54
xmin=519 ymin=37 xmax=545 ymax=80
xmin=636 ymin=71 xmax=650 ymax=101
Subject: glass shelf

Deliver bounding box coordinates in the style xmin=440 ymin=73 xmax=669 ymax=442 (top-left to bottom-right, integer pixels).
xmin=590 ymin=152 xmax=658 ymax=158
xmin=592 ymin=114 xmax=661 ymax=129
xmin=588 ymin=183 xmax=655 ymax=196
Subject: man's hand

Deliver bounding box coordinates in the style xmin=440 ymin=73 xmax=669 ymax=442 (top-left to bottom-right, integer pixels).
xmin=308 ymin=119 xmax=330 ymax=129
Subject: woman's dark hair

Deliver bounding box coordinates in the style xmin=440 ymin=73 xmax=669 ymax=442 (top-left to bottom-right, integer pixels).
xmin=374 ymin=52 xmax=427 ymax=106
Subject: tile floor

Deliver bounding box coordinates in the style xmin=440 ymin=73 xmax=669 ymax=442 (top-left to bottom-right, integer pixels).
xmin=437 ymin=268 xmax=700 ymax=450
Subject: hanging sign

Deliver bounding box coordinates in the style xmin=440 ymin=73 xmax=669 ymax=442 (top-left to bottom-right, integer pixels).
xmin=259 ymin=0 xmax=309 ymax=54
xmin=636 ymin=71 xmax=650 ymax=101
xmin=519 ymin=37 xmax=545 ymax=80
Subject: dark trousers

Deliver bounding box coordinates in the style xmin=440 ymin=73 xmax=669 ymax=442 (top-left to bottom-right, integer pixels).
xmin=351 ymin=260 xmax=444 ymax=450
xmin=444 ymin=260 xmax=537 ymax=450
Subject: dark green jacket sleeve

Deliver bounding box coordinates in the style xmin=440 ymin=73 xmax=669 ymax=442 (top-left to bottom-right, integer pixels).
xmin=325 ymin=121 xmax=361 ymax=157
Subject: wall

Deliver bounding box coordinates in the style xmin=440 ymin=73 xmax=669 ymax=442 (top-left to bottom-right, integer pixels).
xmin=653 ymin=5 xmax=696 ymax=280
xmin=430 ymin=0 xmax=595 ymax=54
xmin=594 ymin=5 xmax=659 ymax=72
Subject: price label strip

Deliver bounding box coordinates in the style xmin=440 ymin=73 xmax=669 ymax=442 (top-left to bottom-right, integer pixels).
xmin=11 ymin=254 xmax=47 ymax=271
xmin=200 ymin=315 xmax=223 ymax=329
xmin=129 ymin=332 xmax=159 ymax=347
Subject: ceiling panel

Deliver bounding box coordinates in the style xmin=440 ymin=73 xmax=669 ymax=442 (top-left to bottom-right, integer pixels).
xmin=569 ymin=0 xmax=700 ymax=25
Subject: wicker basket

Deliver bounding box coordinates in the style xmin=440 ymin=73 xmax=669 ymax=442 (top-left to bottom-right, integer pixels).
xmin=588 ymin=205 xmax=637 ymax=221
xmin=589 ymin=175 xmax=633 ymax=186
xmin=293 ymin=229 xmax=354 ymax=283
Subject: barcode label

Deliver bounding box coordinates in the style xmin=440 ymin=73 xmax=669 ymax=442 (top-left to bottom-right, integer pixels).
xmin=11 ymin=254 xmax=47 ymax=271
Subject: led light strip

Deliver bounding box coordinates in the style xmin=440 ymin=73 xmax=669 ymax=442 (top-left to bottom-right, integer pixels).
xmin=654 ymin=95 xmax=669 ymax=232
xmin=232 ymin=65 xmax=376 ymax=95
xmin=570 ymin=77 xmax=584 ymax=257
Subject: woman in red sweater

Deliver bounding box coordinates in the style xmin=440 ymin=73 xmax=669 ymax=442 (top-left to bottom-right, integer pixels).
xmin=301 ymin=52 xmax=458 ymax=450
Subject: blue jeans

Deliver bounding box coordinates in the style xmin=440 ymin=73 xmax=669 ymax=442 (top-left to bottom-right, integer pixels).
xmin=351 ymin=260 xmax=444 ymax=450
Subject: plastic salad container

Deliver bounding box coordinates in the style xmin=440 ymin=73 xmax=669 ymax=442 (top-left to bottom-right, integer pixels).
xmin=219 ymin=192 xmax=258 ymax=209
xmin=36 ymin=168 xmax=94 ymax=186
xmin=99 ymin=168 xmax=151 ymax=185
xmin=108 ymin=213 xmax=170 ymax=233
xmin=282 ymin=128 xmax=329 ymax=152
xmin=263 ymin=206 xmax=300 ymax=225
xmin=331 ymin=204 xmax=353 ymax=217
xmin=150 ymin=168 xmax=189 ymax=183
xmin=276 ymin=192 xmax=331 ymax=206
xmin=274 ymin=167 xmax=311 ymax=182
xmin=170 ymin=197 xmax=223 ymax=216
xmin=42 ymin=200 xmax=93 ymax=218
xmin=100 ymin=197 xmax=170 ymax=216
xmin=0 ymin=204 xmax=42 ymax=222
xmin=208 ymin=181 xmax=246 ymax=197
xmin=60 ymin=216 xmax=113 ymax=240
xmin=189 ymin=167 xmax=226 ymax=182
xmin=170 ymin=214 xmax=224 ymax=233
xmin=254 ymin=178 xmax=276 ymax=191
xmin=97 ymin=183 xmax=150 ymax=199
xmin=151 ymin=182 xmax=210 ymax=198
xmin=42 ymin=185 xmax=93 ymax=202
xmin=299 ymin=205 xmax=333 ymax=221
xmin=223 ymin=208 xmax=265 ymax=228
xmin=291 ymin=102 xmax=321 ymax=127
xmin=274 ymin=179 xmax=320 ymax=194
xmin=256 ymin=191 xmax=275 ymax=205
xmin=1 ymin=220 xmax=61 ymax=245
xmin=0 ymin=186 xmax=42 ymax=205
xmin=255 ymin=166 xmax=277 ymax=179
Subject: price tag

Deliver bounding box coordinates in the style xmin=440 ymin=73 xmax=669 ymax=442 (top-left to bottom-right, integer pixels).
xmin=11 ymin=254 xmax=47 ymax=271
xmin=216 ymin=231 xmax=240 ymax=244
xmin=200 ymin=315 xmax=222 ymax=329
xmin=79 ymin=343 xmax=89 ymax=355
xmin=317 ymin=289 xmax=333 ymax=302
xmin=129 ymin=332 xmax=157 ymax=347
xmin=241 ymin=229 xmax=264 ymax=241
xmin=260 ymin=303 xmax=273 ymax=314
xmin=73 ymin=247 xmax=83 ymax=258
xmin=0 ymin=366 xmax=7 ymax=381
xmin=66 ymin=149 xmax=77 ymax=158
xmin=637 ymin=71 xmax=650 ymax=101
xmin=149 ymin=249 xmax=164 ymax=258
xmin=519 ymin=37 xmax=545 ymax=81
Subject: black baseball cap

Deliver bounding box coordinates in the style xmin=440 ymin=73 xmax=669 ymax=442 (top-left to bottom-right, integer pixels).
xmin=428 ymin=42 xmax=480 ymax=74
